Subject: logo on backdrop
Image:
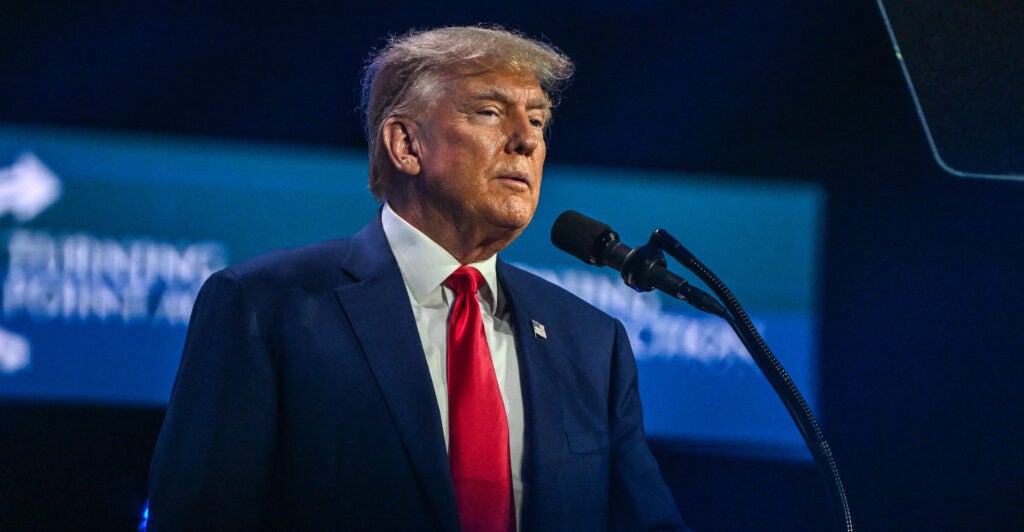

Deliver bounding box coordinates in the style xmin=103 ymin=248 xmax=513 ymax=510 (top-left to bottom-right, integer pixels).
xmin=518 ymin=264 xmax=755 ymax=367
xmin=0 ymin=153 xmax=62 ymax=222
xmin=0 ymin=152 xmax=229 ymax=375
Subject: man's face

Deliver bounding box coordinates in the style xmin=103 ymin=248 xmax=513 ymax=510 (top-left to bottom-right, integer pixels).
xmin=413 ymin=68 xmax=550 ymax=242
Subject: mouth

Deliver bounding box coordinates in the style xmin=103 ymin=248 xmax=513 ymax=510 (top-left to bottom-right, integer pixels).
xmin=497 ymin=172 xmax=531 ymax=189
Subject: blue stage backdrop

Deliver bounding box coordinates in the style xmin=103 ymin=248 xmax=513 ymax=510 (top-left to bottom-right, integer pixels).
xmin=0 ymin=124 xmax=824 ymax=460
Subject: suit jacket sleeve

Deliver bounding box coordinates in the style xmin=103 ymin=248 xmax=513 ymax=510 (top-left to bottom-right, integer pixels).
xmin=147 ymin=268 xmax=277 ymax=530
xmin=607 ymin=319 xmax=689 ymax=530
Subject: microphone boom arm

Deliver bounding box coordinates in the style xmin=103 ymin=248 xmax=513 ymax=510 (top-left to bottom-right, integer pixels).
xmin=648 ymin=228 xmax=854 ymax=532
xmin=549 ymin=210 xmax=852 ymax=529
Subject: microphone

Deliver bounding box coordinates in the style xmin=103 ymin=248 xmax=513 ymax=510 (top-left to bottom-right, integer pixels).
xmin=550 ymin=210 xmax=726 ymax=315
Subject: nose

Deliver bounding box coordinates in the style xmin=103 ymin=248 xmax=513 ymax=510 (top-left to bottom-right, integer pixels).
xmin=506 ymin=113 xmax=541 ymax=156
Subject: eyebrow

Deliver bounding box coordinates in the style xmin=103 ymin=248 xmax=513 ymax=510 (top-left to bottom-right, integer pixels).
xmin=467 ymin=88 xmax=552 ymax=112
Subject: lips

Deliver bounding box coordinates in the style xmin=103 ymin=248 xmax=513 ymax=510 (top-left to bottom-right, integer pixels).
xmin=497 ymin=171 xmax=531 ymax=188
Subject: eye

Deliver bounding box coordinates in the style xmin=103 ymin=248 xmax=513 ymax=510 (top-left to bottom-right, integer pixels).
xmin=473 ymin=108 xmax=503 ymax=125
xmin=528 ymin=112 xmax=548 ymax=129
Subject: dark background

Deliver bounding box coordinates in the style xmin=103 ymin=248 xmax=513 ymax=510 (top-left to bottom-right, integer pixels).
xmin=2 ymin=1 xmax=1022 ymax=530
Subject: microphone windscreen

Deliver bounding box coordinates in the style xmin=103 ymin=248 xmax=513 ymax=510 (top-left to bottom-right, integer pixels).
xmin=550 ymin=210 xmax=611 ymax=264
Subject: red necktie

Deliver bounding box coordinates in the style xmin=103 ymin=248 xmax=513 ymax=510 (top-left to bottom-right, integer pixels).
xmin=445 ymin=266 xmax=514 ymax=532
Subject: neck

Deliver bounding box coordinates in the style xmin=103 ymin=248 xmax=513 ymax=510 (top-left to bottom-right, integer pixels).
xmin=388 ymin=200 xmax=519 ymax=265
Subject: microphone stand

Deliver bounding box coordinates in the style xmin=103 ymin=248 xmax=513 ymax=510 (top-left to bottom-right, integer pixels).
xmin=619 ymin=229 xmax=853 ymax=532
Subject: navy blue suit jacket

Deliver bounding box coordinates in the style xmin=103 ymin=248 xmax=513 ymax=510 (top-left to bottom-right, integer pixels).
xmin=148 ymin=216 xmax=685 ymax=530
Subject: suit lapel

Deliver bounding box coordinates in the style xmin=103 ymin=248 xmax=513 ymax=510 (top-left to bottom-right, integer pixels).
xmin=334 ymin=216 xmax=459 ymax=531
xmin=498 ymin=261 xmax=568 ymax=528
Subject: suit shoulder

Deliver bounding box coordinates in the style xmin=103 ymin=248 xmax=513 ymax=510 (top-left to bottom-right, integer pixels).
xmin=220 ymin=238 xmax=352 ymax=289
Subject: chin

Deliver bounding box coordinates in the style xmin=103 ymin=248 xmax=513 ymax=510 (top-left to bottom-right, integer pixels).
xmin=497 ymin=209 xmax=535 ymax=231
xmin=479 ymin=199 xmax=529 ymax=230
xmin=488 ymin=217 xmax=529 ymax=233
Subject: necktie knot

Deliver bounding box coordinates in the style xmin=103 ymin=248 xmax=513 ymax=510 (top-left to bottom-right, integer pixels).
xmin=445 ymin=266 xmax=483 ymax=295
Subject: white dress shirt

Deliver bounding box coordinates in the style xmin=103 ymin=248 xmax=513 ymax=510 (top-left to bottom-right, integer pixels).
xmin=381 ymin=203 xmax=524 ymax=524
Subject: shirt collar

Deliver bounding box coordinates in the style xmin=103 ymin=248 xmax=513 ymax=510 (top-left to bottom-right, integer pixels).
xmin=381 ymin=203 xmax=501 ymax=312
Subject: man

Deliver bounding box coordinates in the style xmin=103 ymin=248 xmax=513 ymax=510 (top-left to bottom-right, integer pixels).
xmin=148 ymin=25 xmax=686 ymax=530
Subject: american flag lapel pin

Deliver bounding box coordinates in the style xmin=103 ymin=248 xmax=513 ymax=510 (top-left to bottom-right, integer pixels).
xmin=531 ymin=319 xmax=547 ymax=339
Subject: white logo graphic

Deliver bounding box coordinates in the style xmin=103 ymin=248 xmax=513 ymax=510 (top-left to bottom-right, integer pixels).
xmin=0 ymin=152 xmax=62 ymax=374
xmin=0 ymin=326 xmax=30 ymax=373
xmin=0 ymin=152 xmax=63 ymax=223
xmin=0 ymin=151 xmax=229 ymax=379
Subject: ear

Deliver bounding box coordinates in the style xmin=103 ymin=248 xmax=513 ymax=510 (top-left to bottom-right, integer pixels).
xmin=381 ymin=117 xmax=422 ymax=176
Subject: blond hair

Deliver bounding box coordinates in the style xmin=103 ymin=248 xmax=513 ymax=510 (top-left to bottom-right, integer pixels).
xmin=360 ymin=25 xmax=574 ymax=200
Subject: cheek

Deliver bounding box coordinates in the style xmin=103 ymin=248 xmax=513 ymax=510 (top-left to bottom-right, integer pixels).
xmin=534 ymin=144 xmax=547 ymax=170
